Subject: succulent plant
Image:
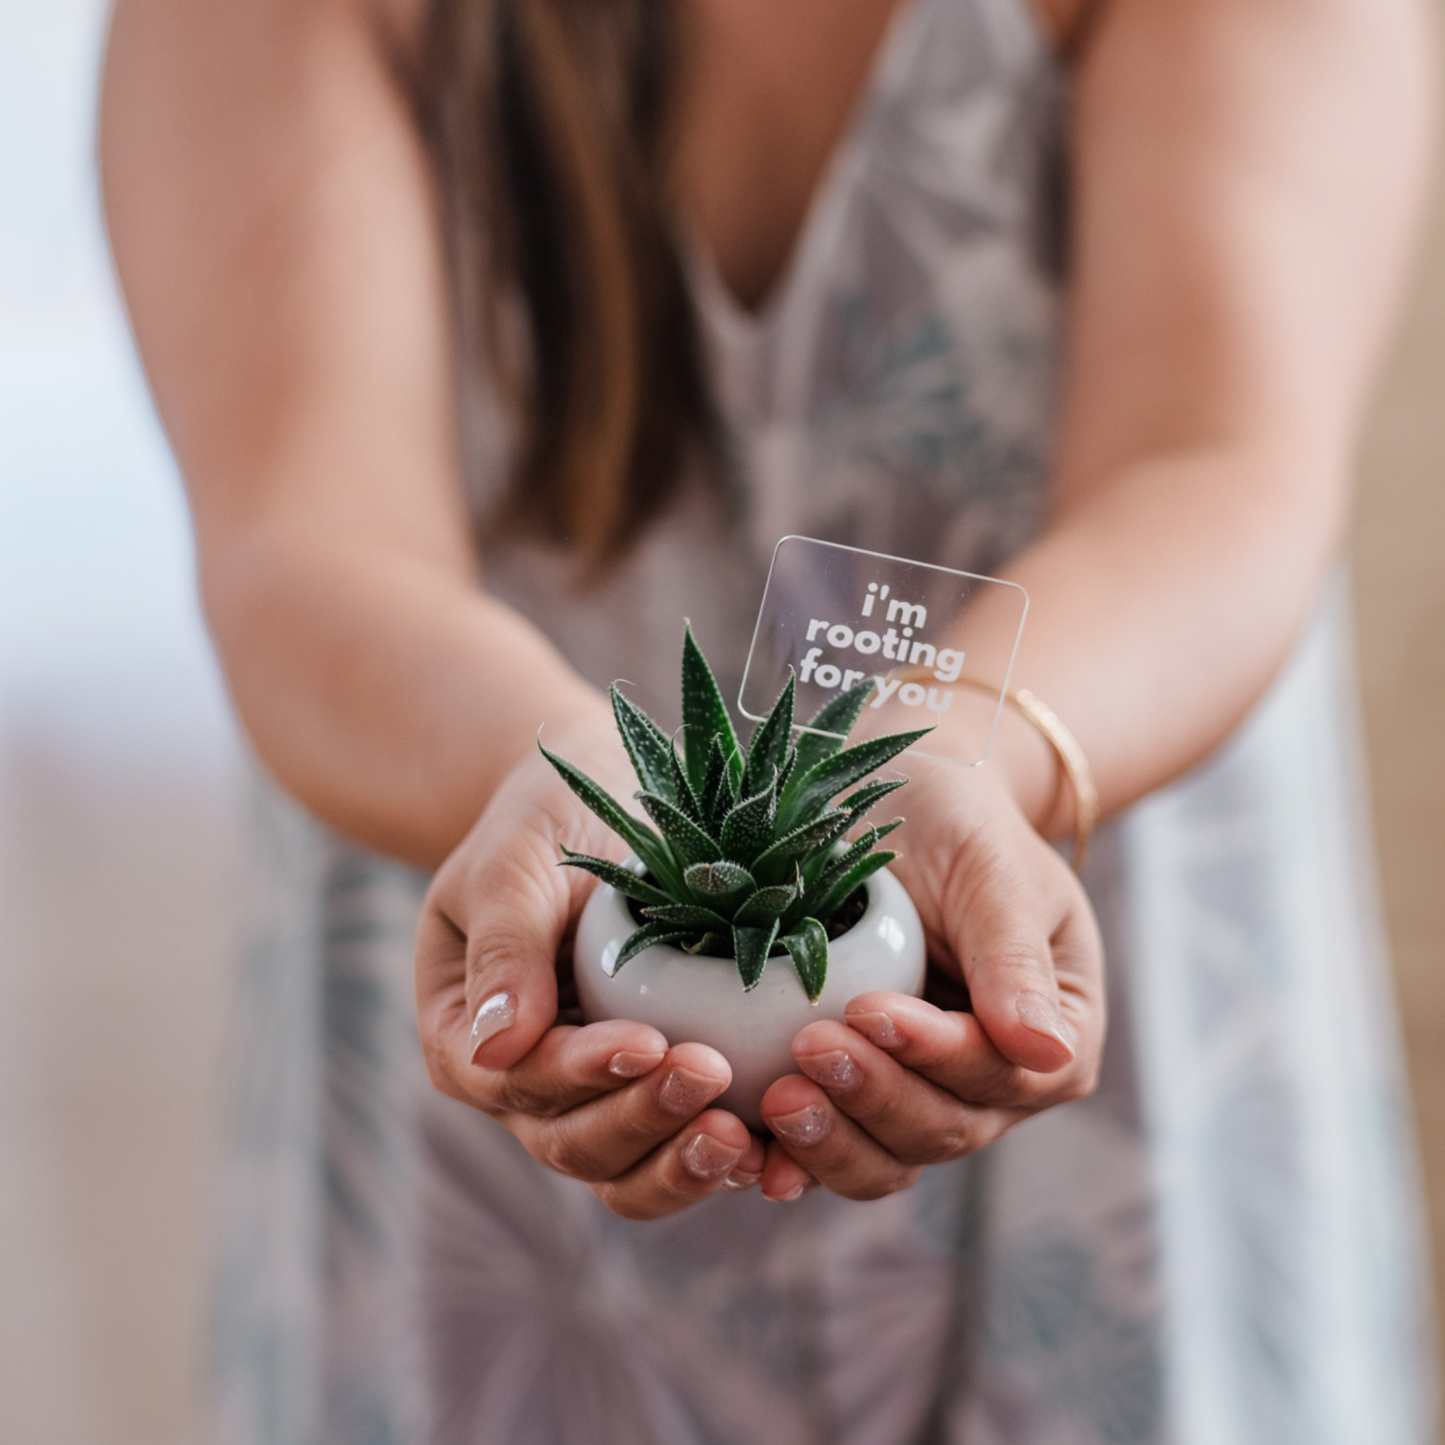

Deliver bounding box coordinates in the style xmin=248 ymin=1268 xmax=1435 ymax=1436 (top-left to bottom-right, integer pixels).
xmin=540 ymin=626 xmax=928 ymax=1001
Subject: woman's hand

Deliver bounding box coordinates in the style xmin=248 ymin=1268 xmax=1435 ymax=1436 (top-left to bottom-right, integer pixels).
xmin=756 ymin=756 xmax=1105 ymax=1201
xmin=414 ymin=720 xmax=766 ymax=1219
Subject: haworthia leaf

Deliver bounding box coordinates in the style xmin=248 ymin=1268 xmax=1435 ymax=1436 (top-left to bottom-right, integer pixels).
xmin=700 ymin=735 xmax=732 ymax=831
xmin=615 ymin=923 xmax=697 ymax=972
xmin=684 ymin=860 xmax=756 ymax=903
xmin=807 ymin=851 xmax=896 ymax=929
xmin=539 ymin=744 xmax=677 ymax=887
xmin=610 ymin=685 xmax=678 ymax=802
xmin=636 ymin=791 xmax=722 ymax=866
xmin=719 ymin=774 xmax=779 ymax=865
xmin=775 ymin=743 xmax=798 ymax=800
xmin=749 ymin=809 xmax=853 ymax=886
xmin=732 ymin=919 xmax=781 ymax=990
xmin=779 ymin=727 xmax=930 ymax=830
xmin=790 ymin=677 xmax=878 ymax=779
xmin=839 ymin=776 xmax=908 ymax=817
xmin=681 ymin=624 xmax=740 ymax=798
xmin=734 ymin=885 xmax=798 ymax=928
xmin=557 ymin=848 xmax=672 ymax=907
xmin=641 ymin=902 xmax=732 ymax=932
xmin=668 ymin=744 xmax=704 ymax=824
xmin=779 ymin=918 xmax=829 ymax=1002
xmin=743 ymin=672 xmax=795 ymax=796
xmin=803 ymin=822 xmax=901 ymax=900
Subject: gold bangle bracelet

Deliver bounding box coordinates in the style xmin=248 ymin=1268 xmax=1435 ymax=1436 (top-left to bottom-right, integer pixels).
xmin=954 ymin=676 xmax=1099 ymax=873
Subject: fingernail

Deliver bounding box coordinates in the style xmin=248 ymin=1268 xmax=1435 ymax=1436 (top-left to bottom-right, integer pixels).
xmin=766 ymin=1182 xmax=807 ymax=1204
xmin=1016 ymin=992 xmax=1075 ymax=1058
xmin=681 ymin=1133 xmax=741 ymax=1180
xmin=721 ymin=1169 xmax=761 ymax=1193
xmin=468 ymin=992 xmax=516 ymax=1063
xmin=847 ymin=1010 xmax=905 ymax=1049
xmin=769 ymin=1104 xmax=830 ymax=1148
xmin=659 ymin=1066 xmax=725 ymax=1116
xmin=608 ymin=1049 xmax=664 ymax=1079
xmin=796 ymin=1050 xmax=859 ymax=1089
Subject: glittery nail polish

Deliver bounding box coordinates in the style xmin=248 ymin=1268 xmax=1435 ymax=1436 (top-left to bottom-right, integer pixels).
xmin=796 ymin=1050 xmax=860 ymax=1089
xmin=1015 ymin=991 xmax=1074 ymax=1058
xmin=681 ymin=1133 xmax=740 ymax=1180
xmin=608 ymin=1050 xmax=664 ymax=1079
xmin=847 ymin=1010 xmax=905 ymax=1049
xmin=468 ymin=992 xmax=516 ymax=1062
xmin=769 ymin=1104 xmax=830 ymax=1147
xmin=659 ymin=1066 xmax=724 ymax=1115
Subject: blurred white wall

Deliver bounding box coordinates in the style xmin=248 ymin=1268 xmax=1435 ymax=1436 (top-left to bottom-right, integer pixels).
xmin=0 ymin=4 xmax=1442 ymax=1445
xmin=0 ymin=4 xmax=242 ymax=1443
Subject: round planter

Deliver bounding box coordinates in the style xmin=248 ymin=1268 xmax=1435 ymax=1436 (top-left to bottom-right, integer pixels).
xmin=574 ymin=859 xmax=927 ymax=1128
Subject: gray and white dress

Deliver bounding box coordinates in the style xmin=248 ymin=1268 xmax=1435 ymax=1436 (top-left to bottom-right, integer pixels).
xmin=209 ymin=0 xmax=1437 ymax=1441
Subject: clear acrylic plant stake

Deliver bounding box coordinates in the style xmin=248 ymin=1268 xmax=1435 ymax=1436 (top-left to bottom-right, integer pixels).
xmin=739 ymin=536 xmax=1029 ymax=766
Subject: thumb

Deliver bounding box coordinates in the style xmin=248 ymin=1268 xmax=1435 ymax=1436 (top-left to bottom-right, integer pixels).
xmin=416 ymin=822 xmax=574 ymax=1082
xmin=948 ymin=837 xmax=1075 ymax=1074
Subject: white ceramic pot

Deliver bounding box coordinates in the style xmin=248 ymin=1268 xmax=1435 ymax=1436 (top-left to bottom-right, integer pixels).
xmin=574 ymin=860 xmax=927 ymax=1127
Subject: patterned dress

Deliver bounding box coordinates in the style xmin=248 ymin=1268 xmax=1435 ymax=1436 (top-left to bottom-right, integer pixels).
xmin=210 ymin=0 xmax=1437 ymax=1441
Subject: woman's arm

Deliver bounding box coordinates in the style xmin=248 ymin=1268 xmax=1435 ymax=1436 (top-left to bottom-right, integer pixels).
xmin=101 ymin=0 xmax=607 ymax=869
xmin=102 ymin=0 xmax=777 ymax=1217
xmin=981 ymin=0 xmax=1436 ymax=833
xmin=749 ymin=0 xmax=1438 ymax=1202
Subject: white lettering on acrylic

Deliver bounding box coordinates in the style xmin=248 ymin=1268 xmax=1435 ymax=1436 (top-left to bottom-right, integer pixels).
xmin=796 ymin=582 xmax=965 ymax=710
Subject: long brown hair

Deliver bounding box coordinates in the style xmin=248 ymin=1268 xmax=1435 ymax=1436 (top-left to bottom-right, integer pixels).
xmin=418 ymin=0 xmax=720 ymax=568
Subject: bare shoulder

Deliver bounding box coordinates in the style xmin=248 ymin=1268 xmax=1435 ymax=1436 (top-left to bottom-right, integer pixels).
xmin=100 ymin=0 xmax=466 ymax=560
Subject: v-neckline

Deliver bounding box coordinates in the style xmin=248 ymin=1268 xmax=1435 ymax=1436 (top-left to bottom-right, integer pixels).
xmin=683 ymin=0 xmax=928 ymax=338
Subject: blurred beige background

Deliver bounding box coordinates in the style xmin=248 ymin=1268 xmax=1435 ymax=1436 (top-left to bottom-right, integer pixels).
xmin=1354 ymin=143 xmax=1445 ymax=1403
xmin=0 ymin=4 xmax=1442 ymax=1444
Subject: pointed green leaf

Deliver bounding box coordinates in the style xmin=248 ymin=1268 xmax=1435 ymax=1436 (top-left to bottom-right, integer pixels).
xmin=775 ymin=743 xmax=798 ymax=800
xmin=808 ymin=851 xmax=896 ymax=929
xmin=610 ymin=684 xmax=678 ymax=801
xmin=802 ymin=821 xmax=901 ymax=896
xmin=683 ymin=860 xmax=756 ymax=906
xmin=641 ymin=902 xmax=732 ymax=931
xmin=719 ymin=773 xmax=779 ymax=865
xmin=790 ymin=677 xmax=879 ymax=779
xmin=749 ymin=808 xmax=853 ymax=886
xmin=539 ymin=744 xmax=677 ymax=886
xmin=667 ymin=743 xmax=704 ymax=823
xmin=779 ymin=727 xmax=931 ymax=830
xmin=700 ymin=735 xmax=732 ymax=830
xmin=615 ymin=923 xmax=697 ymax=972
xmin=743 ymin=672 xmax=795 ymax=796
xmin=779 ymin=918 xmax=829 ymax=1002
xmin=732 ymin=919 xmax=781 ymax=990
xmin=681 ymin=624 xmax=740 ymax=797
xmin=557 ymin=849 xmax=672 ymax=907
xmin=734 ymin=885 xmax=798 ymax=928
xmin=636 ymin=791 xmax=722 ymax=866
xmin=839 ymin=776 xmax=908 ymax=817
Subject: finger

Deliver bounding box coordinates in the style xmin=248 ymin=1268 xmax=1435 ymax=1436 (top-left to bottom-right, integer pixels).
xmin=758 ymin=1075 xmax=921 ymax=1202
xmin=789 ymin=1017 xmax=1019 ymax=1162
xmin=840 ymin=993 xmax=1086 ymax=1109
xmin=946 ymin=830 xmax=1077 ymax=1073
xmin=511 ymin=1042 xmax=733 ymax=1181
xmin=449 ymin=1017 xmax=670 ymax=1117
xmin=415 ymin=823 xmax=583 ymax=1094
xmin=591 ymin=1110 xmax=756 ymax=1220
xmin=1047 ymin=894 xmax=1107 ymax=1046
xmin=758 ymin=1141 xmax=817 ymax=1203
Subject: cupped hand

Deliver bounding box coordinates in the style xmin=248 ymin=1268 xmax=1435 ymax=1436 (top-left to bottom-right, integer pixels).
xmin=414 ymin=719 xmax=765 ymax=1219
xmin=756 ymin=756 xmax=1105 ymax=1202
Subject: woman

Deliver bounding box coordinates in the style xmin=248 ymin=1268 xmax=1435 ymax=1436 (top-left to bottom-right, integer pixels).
xmin=102 ymin=0 xmax=1436 ymax=1441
